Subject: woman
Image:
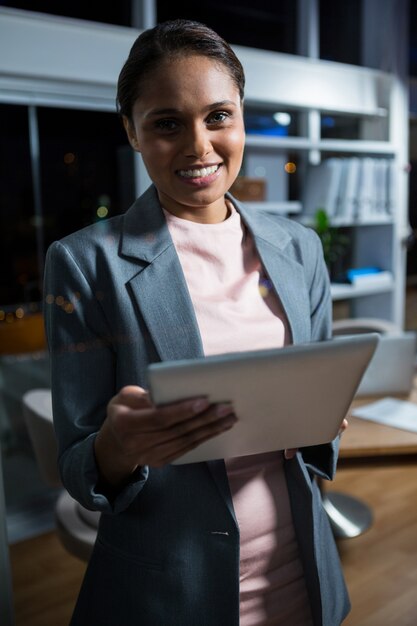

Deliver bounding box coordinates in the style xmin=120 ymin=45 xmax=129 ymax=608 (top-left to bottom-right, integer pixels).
xmin=44 ymin=19 xmax=350 ymax=626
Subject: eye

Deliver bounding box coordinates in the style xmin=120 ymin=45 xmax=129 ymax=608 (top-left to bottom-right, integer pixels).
xmin=154 ymin=119 xmax=179 ymax=133
xmin=207 ymin=111 xmax=230 ymax=125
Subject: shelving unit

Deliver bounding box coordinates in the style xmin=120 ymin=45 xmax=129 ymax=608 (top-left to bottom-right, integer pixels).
xmin=242 ymin=134 xmax=402 ymax=321
xmin=233 ymin=42 xmax=409 ymax=326
xmin=243 ymin=201 xmax=302 ymax=215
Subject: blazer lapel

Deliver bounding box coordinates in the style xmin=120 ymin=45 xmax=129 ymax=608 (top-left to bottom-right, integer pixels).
xmin=233 ymin=196 xmax=311 ymax=345
xmin=128 ymin=250 xmax=205 ymax=361
xmin=120 ymin=185 xmax=204 ymax=362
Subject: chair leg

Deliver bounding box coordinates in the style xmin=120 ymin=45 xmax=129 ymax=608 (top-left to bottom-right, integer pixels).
xmin=318 ymin=476 xmax=373 ymax=538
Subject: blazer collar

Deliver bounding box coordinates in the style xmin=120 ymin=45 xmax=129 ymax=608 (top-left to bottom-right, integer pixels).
xmin=120 ymin=185 xmax=173 ymax=264
xmin=119 ymin=186 xmax=204 ymax=362
xmin=228 ymin=194 xmax=310 ymax=345
xmin=120 ymin=186 xmax=293 ymax=261
xmin=227 ymin=193 xmax=292 ymax=252
xmin=119 ymin=186 xmax=309 ymax=346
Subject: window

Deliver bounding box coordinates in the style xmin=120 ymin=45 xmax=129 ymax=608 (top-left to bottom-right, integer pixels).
xmin=37 ymin=107 xmax=132 ymax=252
xmin=244 ymin=107 xmax=301 ymax=138
xmin=319 ymin=0 xmax=362 ymax=66
xmin=157 ymin=0 xmax=298 ymax=55
xmin=0 ymin=105 xmax=133 ymax=309
xmin=0 ymin=104 xmax=36 ymax=306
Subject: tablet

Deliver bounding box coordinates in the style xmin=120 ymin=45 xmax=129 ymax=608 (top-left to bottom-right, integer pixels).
xmin=147 ymin=334 xmax=379 ymax=464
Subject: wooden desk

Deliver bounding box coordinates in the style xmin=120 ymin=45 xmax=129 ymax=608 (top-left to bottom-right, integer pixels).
xmin=324 ymin=375 xmax=417 ymax=537
xmin=340 ymin=376 xmax=417 ymax=461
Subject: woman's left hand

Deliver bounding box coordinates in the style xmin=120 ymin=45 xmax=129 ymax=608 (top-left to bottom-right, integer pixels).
xmin=284 ymin=418 xmax=349 ymax=460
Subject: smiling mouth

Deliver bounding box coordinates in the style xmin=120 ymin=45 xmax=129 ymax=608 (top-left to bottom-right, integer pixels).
xmin=177 ymin=164 xmax=220 ymax=179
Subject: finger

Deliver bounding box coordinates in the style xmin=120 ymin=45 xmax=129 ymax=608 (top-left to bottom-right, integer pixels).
xmin=105 ymin=397 xmax=217 ymax=446
xmin=151 ymin=397 xmax=213 ymax=427
xmin=141 ymin=397 xmax=232 ymax=434
xmin=152 ymin=413 xmax=238 ymax=467
xmin=157 ymin=402 xmax=235 ymax=440
xmin=145 ymin=406 xmax=237 ymax=459
xmin=338 ymin=418 xmax=349 ymax=436
xmin=112 ymin=385 xmax=152 ymax=409
xmin=108 ymin=400 xmax=235 ymax=459
xmin=113 ymin=397 xmax=210 ymax=430
xmin=114 ymin=397 xmax=213 ymax=434
xmin=284 ymin=448 xmax=298 ymax=460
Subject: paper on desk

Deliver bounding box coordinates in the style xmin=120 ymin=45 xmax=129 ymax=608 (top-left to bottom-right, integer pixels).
xmin=351 ymin=397 xmax=417 ymax=433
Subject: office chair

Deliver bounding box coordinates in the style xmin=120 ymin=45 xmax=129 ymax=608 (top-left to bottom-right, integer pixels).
xmin=22 ymin=389 xmax=99 ymax=561
xmin=322 ymin=317 xmax=403 ymax=538
xmin=332 ymin=317 xmax=400 ymax=336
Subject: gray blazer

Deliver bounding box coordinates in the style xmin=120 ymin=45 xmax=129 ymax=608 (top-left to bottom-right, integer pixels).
xmin=44 ymin=185 xmax=350 ymax=626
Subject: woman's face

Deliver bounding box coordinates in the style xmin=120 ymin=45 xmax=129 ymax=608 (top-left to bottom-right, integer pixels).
xmin=124 ymin=55 xmax=245 ymax=223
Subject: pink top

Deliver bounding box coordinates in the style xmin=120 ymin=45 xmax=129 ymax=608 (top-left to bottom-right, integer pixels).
xmin=164 ymin=204 xmax=313 ymax=625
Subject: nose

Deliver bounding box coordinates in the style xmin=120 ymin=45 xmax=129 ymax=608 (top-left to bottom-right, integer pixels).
xmin=183 ymin=123 xmax=212 ymax=159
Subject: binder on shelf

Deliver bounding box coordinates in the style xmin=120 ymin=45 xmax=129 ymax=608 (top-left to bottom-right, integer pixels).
xmin=386 ymin=159 xmax=396 ymax=215
xmin=356 ymin=157 xmax=391 ymax=221
xmin=302 ymin=158 xmax=344 ymax=217
xmin=374 ymin=158 xmax=389 ymax=217
xmin=356 ymin=157 xmax=375 ymax=221
xmin=301 ymin=157 xmax=394 ymax=225
xmin=337 ymin=157 xmax=361 ymax=221
xmin=243 ymin=201 xmax=302 ymax=215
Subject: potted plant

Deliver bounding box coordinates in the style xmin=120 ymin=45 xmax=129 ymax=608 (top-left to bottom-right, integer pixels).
xmin=312 ymin=209 xmax=349 ymax=281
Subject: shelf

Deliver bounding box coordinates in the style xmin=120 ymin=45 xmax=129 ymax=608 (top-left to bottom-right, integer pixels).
xmin=299 ymin=215 xmax=394 ymax=227
xmin=330 ymin=215 xmax=394 ymax=226
xmin=243 ymin=201 xmax=302 ymax=214
xmin=318 ymin=139 xmax=395 ymax=156
xmin=244 ymin=135 xmax=312 ymax=151
xmin=244 ymin=134 xmax=395 ymax=156
xmin=330 ymin=281 xmax=394 ymax=301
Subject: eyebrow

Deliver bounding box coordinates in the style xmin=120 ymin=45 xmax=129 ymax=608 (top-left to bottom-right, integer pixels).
xmin=146 ymin=100 xmax=237 ymax=118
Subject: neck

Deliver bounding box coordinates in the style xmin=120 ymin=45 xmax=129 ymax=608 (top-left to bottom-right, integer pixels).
xmin=158 ymin=194 xmax=230 ymax=224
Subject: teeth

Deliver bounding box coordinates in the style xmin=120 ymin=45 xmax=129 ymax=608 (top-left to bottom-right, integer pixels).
xmin=178 ymin=165 xmax=219 ymax=178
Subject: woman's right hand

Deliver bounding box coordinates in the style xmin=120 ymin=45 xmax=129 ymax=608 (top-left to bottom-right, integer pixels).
xmin=94 ymin=385 xmax=237 ymax=488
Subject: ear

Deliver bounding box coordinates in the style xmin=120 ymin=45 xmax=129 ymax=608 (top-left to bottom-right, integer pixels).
xmin=122 ymin=116 xmax=141 ymax=152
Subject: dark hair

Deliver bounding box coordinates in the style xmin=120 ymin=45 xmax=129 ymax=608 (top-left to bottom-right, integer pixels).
xmin=117 ymin=19 xmax=245 ymax=120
